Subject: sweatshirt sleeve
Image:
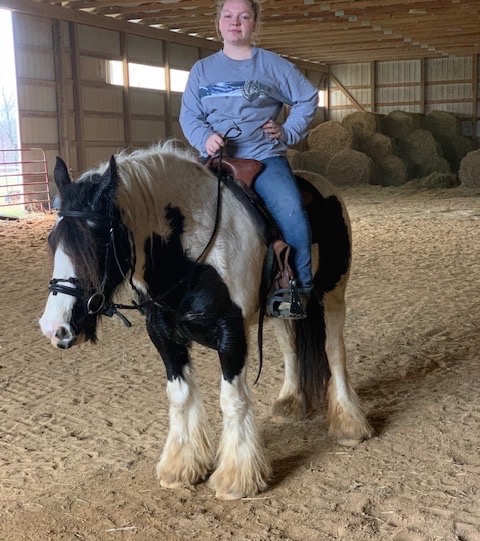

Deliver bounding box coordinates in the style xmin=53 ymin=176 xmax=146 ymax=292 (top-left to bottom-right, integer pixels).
xmin=280 ymin=64 xmax=318 ymax=146
xmin=179 ymin=65 xmax=213 ymax=155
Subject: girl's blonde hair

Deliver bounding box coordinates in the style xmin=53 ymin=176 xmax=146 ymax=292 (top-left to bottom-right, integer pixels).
xmin=215 ymin=0 xmax=262 ymax=39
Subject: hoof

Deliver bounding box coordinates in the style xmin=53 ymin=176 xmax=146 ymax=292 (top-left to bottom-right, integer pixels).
xmin=159 ymin=478 xmax=191 ymax=489
xmin=272 ymin=396 xmax=306 ymax=423
xmin=336 ymin=437 xmax=365 ymax=447
xmin=215 ymin=489 xmax=247 ymax=501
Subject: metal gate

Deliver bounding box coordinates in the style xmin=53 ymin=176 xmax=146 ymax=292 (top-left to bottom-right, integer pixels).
xmin=0 ymin=147 xmax=51 ymax=215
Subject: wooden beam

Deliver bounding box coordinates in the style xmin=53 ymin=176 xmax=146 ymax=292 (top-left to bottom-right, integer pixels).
xmin=330 ymin=74 xmax=365 ymax=111
xmin=52 ymin=19 xmax=69 ymax=161
xmin=0 ymin=0 xmax=221 ymax=50
xmin=120 ymin=32 xmax=132 ymax=149
xmin=473 ymin=54 xmax=479 ymax=144
xmin=69 ymin=22 xmax=85 ymax=171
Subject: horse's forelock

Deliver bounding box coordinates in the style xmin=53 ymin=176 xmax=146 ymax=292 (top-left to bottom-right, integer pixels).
xmin=50 ymin=215 xmax=103 ymax=293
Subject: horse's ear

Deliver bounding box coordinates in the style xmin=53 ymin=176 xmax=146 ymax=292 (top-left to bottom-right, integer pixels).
xmin=97 ymin=155 xmax=119 ymax=205
xmin=54 ymin=157 xmax=71 ymax=193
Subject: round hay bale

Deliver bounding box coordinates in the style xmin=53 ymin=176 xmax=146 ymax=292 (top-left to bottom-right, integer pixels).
xmin=406 ymin=172 xmax=460 ymax=189
xmin=374 ymin=155 xmax=409 ymax=187
xmin=287 ymin=149 xmax=302 ymax=169
xmin=325 ymin=149 xmax=374 ymax=187
xmin=423 ymin=110 xmax=461 ymax=137
xmin=295 ymin=149 xmax=330 ymax=175
xmin=342 ymin=112 xmax=381 ymax=140
xmin=380 ymin=110 xmax=423 ymax=140
xmin=397 ymin=129 xmax=451 ymax=177
xmin=310 ymin=109 xmax=326 ymax=131
xmin=419 ymin=156 xmax=452 ymax=177
xmin=292 ymin=169 xmax=342 ymax=200
xmin=289 ymin=138 xmax=309 ymax=152
xmin=359 ymin=132 xmax=394 ymax=161
xmin=307 ymin=120 xmax=355 ymax=157
xmin=436 ymin=134 xmax=477 ymax=171
xmin=459 ymin=148 xmax=480 ymax=187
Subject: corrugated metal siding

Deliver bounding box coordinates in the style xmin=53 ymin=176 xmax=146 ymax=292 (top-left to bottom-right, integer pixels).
xmin=85 ymin=146 xmax=124 ymax=167
xmin=426 ymin=57 xmax=472 ymax=117
xmin=169 ymin=43 xmax=200 ymax=70
xmin=128 ymin=35 xmax=163 ymax=65
xmin=329 ymin=63 xmax=372 ymax=121
xmin=17 ymin=83 xmax=57 ymax=112
xmin=84 ymin=117 xmax=125 ymax=142
xmin=82 ymin=87 xmax=124 ymax=113
xmin=328 ymin=56 xmax=479 ymax=138
xmin=13 ymin=12 xmax=59 ymax=202
xmin=19 ymin=117 xmax=58 ymax=145
xmin=130 ymin=90 xmax=165 ymax=116
xmin=78 ymin=25 xmax=120 ymax=56
xmin=132 ymin=120 xmax=166 ymax=144
xmin=377 ymin=60 xmax=421 ymax=114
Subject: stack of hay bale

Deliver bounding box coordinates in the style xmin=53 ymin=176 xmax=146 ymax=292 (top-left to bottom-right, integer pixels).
xmin=289 ymin=108 xmax=478 ymax=189
xmin=459 ymin=149 xmax=480 ymax=187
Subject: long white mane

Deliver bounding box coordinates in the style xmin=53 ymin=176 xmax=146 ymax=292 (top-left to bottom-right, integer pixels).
xmin=89 ymin=141 xmax=265 ymax=316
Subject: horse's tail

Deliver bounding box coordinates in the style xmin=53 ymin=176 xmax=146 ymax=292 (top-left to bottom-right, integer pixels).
xmin=296 ymin=294 xmax=330 ymax=413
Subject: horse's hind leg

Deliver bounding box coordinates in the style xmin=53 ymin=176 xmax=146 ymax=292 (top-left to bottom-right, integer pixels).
xmin=324 ymin=283 xmax=373 ymax=446
xmin=208 ymin=324 xmax=271 ymax=500
xmin=270 ymin=319 xmax=307 ymax=422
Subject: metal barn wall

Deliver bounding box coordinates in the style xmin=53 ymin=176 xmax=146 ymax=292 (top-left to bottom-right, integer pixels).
xmin=329 ymin=57 xmax=480 ymax=137
xmin=11 ymin=11 xmax=221 ymax=194
xmin=13 ymin=14 xmax=59 ymax=181
xmin=11 ymin=8 xmax=328 ymax=200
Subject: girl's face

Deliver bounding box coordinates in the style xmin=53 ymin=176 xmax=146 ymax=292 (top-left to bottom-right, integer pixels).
xmin=218 ymin=0 xmax=256 ymax=47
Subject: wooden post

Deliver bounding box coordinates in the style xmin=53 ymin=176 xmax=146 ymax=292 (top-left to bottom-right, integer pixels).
xmin=52 ymin=19 xmax=69 ymax=161
xmin=69 ymin=22 xmax=85 ymax=172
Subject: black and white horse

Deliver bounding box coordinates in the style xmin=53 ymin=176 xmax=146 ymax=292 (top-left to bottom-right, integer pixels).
xmin=39 ymin=142 xmax=372 ymax=500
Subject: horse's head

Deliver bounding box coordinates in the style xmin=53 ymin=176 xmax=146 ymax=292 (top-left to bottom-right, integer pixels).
xmin=39 ymin=156 xmax=131 ymax=349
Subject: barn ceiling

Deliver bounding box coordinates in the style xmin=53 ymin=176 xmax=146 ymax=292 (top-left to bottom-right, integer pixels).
xmin=14 ymin=0 xmax=480 ymax=65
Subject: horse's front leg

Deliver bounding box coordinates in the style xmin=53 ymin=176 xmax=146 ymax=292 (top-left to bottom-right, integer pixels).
xmin=146 ymin=313 xmax=214 ymax=488
xmin=208 ymin=320 xmax=271 ymax=500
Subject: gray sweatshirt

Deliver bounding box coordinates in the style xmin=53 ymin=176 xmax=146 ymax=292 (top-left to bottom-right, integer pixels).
xmin=179 ymin=47 xmax=318 ymax=159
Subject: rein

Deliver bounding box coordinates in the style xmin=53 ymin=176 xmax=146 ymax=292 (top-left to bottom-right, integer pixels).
xmin=49 ymin=127 xmax=267 ymax=382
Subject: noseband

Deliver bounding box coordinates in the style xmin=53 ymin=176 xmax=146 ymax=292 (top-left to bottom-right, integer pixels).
xmin=48 ymin=210 xmax=135 ymax=327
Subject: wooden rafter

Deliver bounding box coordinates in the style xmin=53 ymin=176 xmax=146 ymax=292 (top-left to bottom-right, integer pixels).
xmin=1 ymin=0 xmax=480 ymax=65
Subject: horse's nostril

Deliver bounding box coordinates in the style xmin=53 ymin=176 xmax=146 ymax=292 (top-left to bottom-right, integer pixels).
xmin=55 ymin=326 xmax=70 ymax=340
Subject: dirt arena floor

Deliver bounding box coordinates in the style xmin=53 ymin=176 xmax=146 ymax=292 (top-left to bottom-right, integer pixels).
xmin=1 ymin=185 xmax=479 ymax=541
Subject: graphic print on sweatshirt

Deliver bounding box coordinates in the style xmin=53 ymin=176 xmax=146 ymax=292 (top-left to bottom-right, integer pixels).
xmin=199 ymin=80 xmax=280 ymax=103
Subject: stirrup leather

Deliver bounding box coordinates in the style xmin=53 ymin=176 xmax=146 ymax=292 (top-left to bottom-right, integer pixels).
xmin=266 ymin=240 xmax=307 ymax=319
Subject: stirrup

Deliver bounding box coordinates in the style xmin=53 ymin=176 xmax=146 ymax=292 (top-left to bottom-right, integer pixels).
xmin=266 ymin=281 xmax=308 ymax=320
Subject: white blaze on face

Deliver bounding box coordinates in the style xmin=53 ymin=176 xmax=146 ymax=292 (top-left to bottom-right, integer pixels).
xmin=39 ymin=243 xmax=77 ymax=348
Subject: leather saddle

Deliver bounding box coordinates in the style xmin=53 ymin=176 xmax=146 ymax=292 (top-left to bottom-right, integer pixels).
xmin=205 ymin=155 xmax=297 ymax=294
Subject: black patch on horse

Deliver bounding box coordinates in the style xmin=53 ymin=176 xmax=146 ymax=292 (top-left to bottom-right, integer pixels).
xmin=296 ymin=176 xmax=351 ymax=294
xmin=142 ymin=206 xmax=247 ymax=382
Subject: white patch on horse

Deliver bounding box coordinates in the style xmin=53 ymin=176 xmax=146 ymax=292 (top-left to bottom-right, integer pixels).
xmin=114 ymin=145 xmax=265 ymax=317
xmin=39 ymin=243 xmax=76 ymax=347
xmin=156 ymin=367 xmax=213 ymax=488
xmin=209 ymin=369 xmax=271 ymax=499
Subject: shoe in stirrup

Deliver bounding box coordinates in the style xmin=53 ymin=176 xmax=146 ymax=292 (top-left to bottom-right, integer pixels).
xmin=266 ymin=280 xmax=309 ymax=319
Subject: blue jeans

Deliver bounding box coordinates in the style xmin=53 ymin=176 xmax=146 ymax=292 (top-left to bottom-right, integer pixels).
xmin=254 ymin=157 xmax=313 ymax=291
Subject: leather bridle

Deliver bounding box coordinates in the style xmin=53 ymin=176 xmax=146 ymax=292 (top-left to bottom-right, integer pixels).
xmin=48 ymin=210 xmax=136 ymax=327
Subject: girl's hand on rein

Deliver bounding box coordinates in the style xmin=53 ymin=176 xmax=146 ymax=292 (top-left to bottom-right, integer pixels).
xmin=205 ymin=133 xmax=225 ymax=156
xmin=263 ymin=119 xmax=285 ymax=141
